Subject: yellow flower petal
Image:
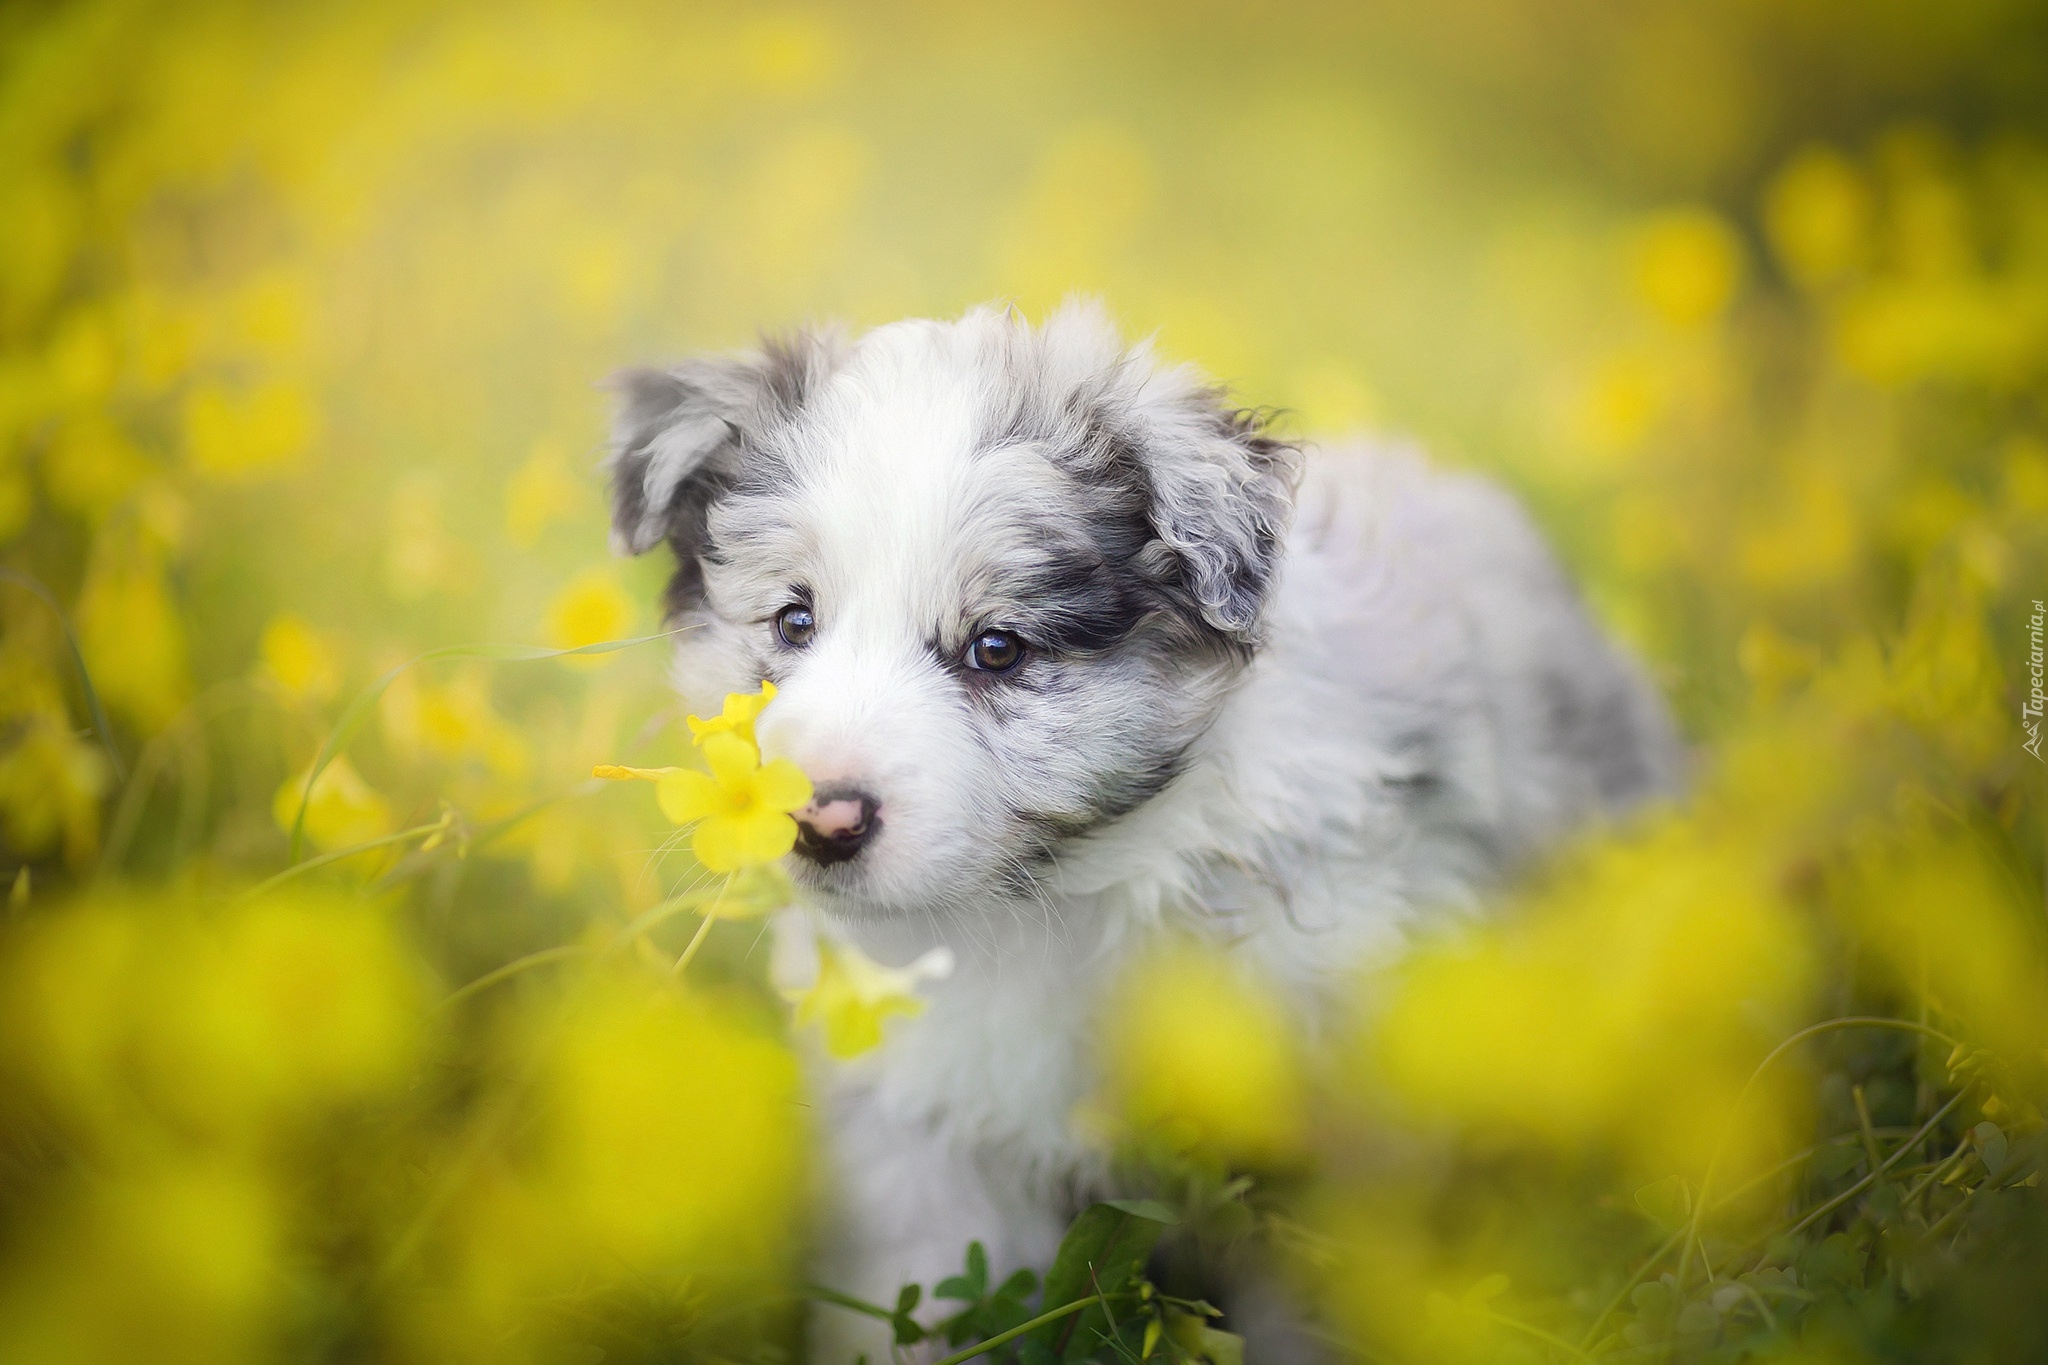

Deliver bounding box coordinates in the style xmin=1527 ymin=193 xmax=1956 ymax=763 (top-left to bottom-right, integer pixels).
xmin=592 ymin=764 xmax=677 ymax=782
xmin=786 ymin=939 xmax=954 ymax=1059
xmin=656 ymin=769 xmax=721 ymax=825
xmin=693 ymin=810 xmax=798 ymax=873
xmin=755 ymin=758 xmax=813 ymax=813
xmin=685 ymin=681 xmax=779 ymax=746
xmin=701 ymin=731 xmax=760 ymax=785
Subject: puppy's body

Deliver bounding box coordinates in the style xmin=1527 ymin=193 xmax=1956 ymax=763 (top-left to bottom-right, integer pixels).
xmin=606 ymin=304 xmax=1680 ymax=1360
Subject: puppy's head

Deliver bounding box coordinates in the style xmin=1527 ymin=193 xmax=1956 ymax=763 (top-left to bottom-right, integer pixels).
xmin=608 ymin=302 xmax=1299 ymax=919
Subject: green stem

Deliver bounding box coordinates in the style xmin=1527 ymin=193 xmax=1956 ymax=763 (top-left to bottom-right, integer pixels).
xmin=926 ymin=1295 xmax=1104 ymax=1365
xmin=0 ymin=568 xmax=125 ymax=784
xmin=1480 ymin=1308 xmax=1594 ymax=1362
xmin=435 ymin=879 xmax=739 ymax=1013
xmin=285 ymin=626 xmax=687 ymax=861
xmin=237 ymin=819 xmax=451 ymax=901
xmin=1576 ymin=1227 xmax=1684 ymax=1353
xmin=669 ymin=874 xmax=732 ymax=977
xmin=1771 ymin=1091 xmax=1966 ymax=1244
xmin=1676 ymin=1016 xmax=1961 ymax=1289
xmin=803 ymin=1284 xmax=898 ymax=1321
xmin=435 ymin=945 xmax=597 ymax=1012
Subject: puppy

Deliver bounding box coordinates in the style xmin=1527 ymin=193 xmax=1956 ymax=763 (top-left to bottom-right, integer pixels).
xmin=606 ymin=302 xmax=1680 ymax=1361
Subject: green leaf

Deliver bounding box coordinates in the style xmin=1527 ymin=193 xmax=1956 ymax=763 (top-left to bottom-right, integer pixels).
xmin=1797 ymin=1233 xmax=1864 ymax=1290
xmin=1811 ymin=1142 xmax=1863 ymax=1183
xmin=1975 ymin=1121 xmax=2008 ymax=1178
xmin=996 ymin=1268 xmax=1040 ymax=1301
xmin=967 ymin=1240 xmax=990 ymax=1294
xmin=1674 ymin=1301 xmax=1722 ymax=1336
xmin=892 ymin=1282 xmax=925 ymax=1345
xmin=936 ymin=1276 xmax=977 ymax=1302
xmin=1034 ymin=1203 xmax=1173 ymax=1361
xmin=1166 ymin=1308 xmax=1244 ymax=1365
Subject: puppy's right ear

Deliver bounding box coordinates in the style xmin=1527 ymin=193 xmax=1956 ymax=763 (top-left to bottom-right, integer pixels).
xmin=606 ymin=332 xmax=840 ymax=556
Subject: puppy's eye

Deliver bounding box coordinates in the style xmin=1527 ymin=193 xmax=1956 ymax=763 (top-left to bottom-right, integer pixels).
xmin=775 ymin=603 xmax=816 ymax=648
xmin=966 ymin=630 xmax=1026 ymax=673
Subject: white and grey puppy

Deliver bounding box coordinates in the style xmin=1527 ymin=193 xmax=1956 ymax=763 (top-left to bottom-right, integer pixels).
xmin=606 ymin=301 xmax=1680 ymax=1360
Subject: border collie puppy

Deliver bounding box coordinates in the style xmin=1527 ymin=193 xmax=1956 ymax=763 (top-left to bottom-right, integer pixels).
xmin=606 ymin=301 xmax=1680 ymax=1361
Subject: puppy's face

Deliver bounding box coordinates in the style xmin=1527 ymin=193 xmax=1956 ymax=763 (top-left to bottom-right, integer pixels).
xmin=608 ymin=304 xmax=1297 ymax=920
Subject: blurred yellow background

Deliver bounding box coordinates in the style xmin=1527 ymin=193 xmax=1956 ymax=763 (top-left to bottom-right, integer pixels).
xmin=2 ymin=1 xmax=2045 ymax=1361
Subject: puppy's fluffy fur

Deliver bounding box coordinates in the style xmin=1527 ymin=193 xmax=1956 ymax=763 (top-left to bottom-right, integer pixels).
xmin=607 ymin=302 xmax=1680 ymax=1359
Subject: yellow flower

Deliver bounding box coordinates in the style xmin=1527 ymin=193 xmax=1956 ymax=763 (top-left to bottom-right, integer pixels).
xmin=504 ymin=438 xmax=582 ymax=547
xmin=544 ymin=567 xmax=633 ymax=667
xmin=1627 ymin=207 xmax=1744 ymax=328
xmin=786 ymin=937 xmax=954 ymax=1059
xmin=685 ymin=680 xmax=779 ymax=749
xmin=257 ymin=613 xmax=339 ymax=703
xmin=182 ymin=378 xmax=319 ymax=479
xmin=272 ymin=755 xmax=394 ymax=853
xmin=76 ymin=535 xmax=190 ymax=732
xmin=656 ymin=733 xmax=811 ymax=873
xmin=1096 ymin=943 xmax=1306 ymax=1163
xmin=592 ymin=683 xmax=807 ymax=875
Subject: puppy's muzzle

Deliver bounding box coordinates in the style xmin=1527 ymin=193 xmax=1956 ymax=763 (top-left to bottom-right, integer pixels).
xmin=794 ymin=785 xmax=881 ymax=865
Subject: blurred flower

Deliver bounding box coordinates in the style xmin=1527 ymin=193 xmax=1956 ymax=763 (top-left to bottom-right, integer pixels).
xmin=543 ymin=567 xmax=633 ymax=665
xmin=383 ymin=472 xmax=466 ymax=601
xmin=1629 ymin=207 xmax=1745 ymax=328
xmin=0 ymin=889 xmax=431 ymax=1362
xmin=381 ymin=667 xmax=529 ymax=781
xmin=998 ymin=124 xmax=1155 ymax=301
xmin=0 ymin=891 xmax=426 ymax=1145
xmin=44 ymin=307 xmax=118 ymax=408
xmin=1366 ymin=823 xmax=1812 ymax=1176
xmin=1844 ymin=830 xmax=2048 ymax=1074
xmin=787 ymin=936 xmax=953 ymax=1059
xmin=0 ymin=1160 xmax=277 ymax=1365
xmin=181 ymin=378 xmax=318 ymax=478
xmin=736 ymin=11 xmax=840 ymax=93
xmin=272 ymin=753 xmax=395 ymax=852
xmin=1764 ymin=145 xmax=1872 ymax=289
xmin=0 ymin=713 xmax=111 ymax=867
xmin=437 ymin=972 xmax=807 ymax=1347
xmin=256 ymin=612 xmax=340 ymax=703
xmin=1094 ymin=942 xmax=1306 ymax=1164
xmin=41 ymin=414 xmax=153 ymax=518
xmin=1737 ymin=472 xmax=1857 ymax=590
xmin=1573 ymin=352 xmax=1665 ymax=457
xmin=504 ymin=438 xmax=583 ymax=547
xmin=1289 ymin=357 xmax=1379 ymax=432
xmin=75 ymin=533 xmax=190 ymax=732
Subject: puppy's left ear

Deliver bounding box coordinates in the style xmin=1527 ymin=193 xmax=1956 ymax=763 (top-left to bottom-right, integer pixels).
xmin=1135 ymin=394 xmax=1303 ymax=643
xmin=606 ymin=330 xmax=841 ymax=557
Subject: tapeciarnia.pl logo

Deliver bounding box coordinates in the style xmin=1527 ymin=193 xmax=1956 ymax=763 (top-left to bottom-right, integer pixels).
xmin=2026 ymin=598 xmax=2045 ymax=761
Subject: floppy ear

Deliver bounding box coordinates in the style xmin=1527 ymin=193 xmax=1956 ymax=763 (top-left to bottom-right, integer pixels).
xmin=606 ymin=331 xmax=841 ymax=556
xmin=1134 ymin=397 xmax=1302 ymax=642
xmin=1028 ymin=299 xmax=1301 ymax=645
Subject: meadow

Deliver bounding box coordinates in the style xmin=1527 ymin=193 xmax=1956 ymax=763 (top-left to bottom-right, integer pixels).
xmin=1 ymin=1 xmax=2045 ymax=1361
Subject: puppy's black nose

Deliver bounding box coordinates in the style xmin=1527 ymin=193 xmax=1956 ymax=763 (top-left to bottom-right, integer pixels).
xmin=793 ymin=787 xmax=880 ymax=864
